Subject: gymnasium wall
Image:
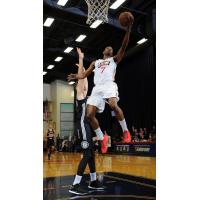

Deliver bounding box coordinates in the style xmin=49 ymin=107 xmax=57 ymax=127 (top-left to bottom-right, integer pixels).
xmin=43 ymin=80 xmax=74 ymax=135
xmin=43 ymin=83 xmax=51 ymax=101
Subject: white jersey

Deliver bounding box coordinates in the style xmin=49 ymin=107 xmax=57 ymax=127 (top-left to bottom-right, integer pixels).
xmin=93 ymin=57 xmax=117 ymax=85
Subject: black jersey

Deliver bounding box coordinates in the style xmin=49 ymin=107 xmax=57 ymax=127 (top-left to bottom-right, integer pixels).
xmin=75 ymin=98 xmax=93 ymax=149
xmin=47 ymin=129 xmax=55 ymax=140
xmin=76 ymin=98 xmax=87 ymax=121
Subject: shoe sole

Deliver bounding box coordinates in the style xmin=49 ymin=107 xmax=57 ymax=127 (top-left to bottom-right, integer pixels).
xmin=69 ymin=190 xmax=88 ymax=195
xmin=88 ymin=186 xmax=104 ymax=190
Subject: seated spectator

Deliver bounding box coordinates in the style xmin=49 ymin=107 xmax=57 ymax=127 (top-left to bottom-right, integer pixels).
xmin=149 ymin=133 xmax=153 ymax=142
xmin=143 ymin=128 xmax=149 ymax=141
xmin=68 ymin=135 xmax=73 ymax=152
xmin=56 ymin=134 xmax=61 ymax=151
xmin=134 ymin=129 xmax=140 ymax=142
xmin=62 ymin=140 xmax=68 ymax=152
xmin=139 ymin=128 xmax=144 ymax=140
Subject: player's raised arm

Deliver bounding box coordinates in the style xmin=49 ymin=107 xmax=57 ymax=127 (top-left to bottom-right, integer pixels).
xmin=67 ymin=60 xmax=95 ymax=81
xmin=114 ymin=22 xmax=133 ymax=64
xmin=75 ymin=48 xmax=89 ymax=97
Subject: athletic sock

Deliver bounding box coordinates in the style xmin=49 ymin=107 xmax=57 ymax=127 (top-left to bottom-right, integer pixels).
xmin=92 ymin=137 xmax=98 ymax=142
xmin=119 ymin=119 xmax=128 ymax=132
xmin=90 ymin=172 xmax=97 ymax=182
xmin=73 ymin=175 xmax=82 ymax=185
xmin=94 ymin=128 xmax=104 ymax=141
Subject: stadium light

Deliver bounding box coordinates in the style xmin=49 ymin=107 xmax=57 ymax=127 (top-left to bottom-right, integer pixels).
xmin=57 ymin=0 xmax=69 ymax=6
xmin=137 ymin=38 xmax=148 ymax=45
xmin=47 ymin=65 xmax=55 ymax=69
xmin=90 ymin=20 xmax=103 ymax=28
xmin=44 ymin=18 xmax=54 ymax=27
xmin=55 ymin=57 xmax=63 ymax=62
xmin=64 ymin=47 xmax=73 ymax=53
xmin=75 ymin=35 xmax=87 ymax=42
xmin=110 ymin=0 xmax=126 ymax=9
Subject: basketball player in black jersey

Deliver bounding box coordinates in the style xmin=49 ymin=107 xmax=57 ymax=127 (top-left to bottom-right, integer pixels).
xmin=69 ymin=48 xmax=106 ymax=195
xmin=46 ymin=124 xmax=56 ymax=160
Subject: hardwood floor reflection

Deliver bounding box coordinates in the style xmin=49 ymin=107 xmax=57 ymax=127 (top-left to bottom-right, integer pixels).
xmin=43 ymin=152 xmax=156 ymax=180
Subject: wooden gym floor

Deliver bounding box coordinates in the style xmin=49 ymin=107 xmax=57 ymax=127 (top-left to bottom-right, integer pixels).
xmin=43 ymin=152 xmax=156 ymax=200
xmin=43 ymin=152 xmax=156 ymax=180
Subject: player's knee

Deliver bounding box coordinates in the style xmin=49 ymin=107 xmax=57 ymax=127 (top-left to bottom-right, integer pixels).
xmin=110 ymin=103 xmax=119 ymax=112
xmin=86 ymin=112 xmax=94 ymax=122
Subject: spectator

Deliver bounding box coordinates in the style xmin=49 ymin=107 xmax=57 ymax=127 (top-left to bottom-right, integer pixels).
xmin=56 ymin=134 xmax=61 ymax=151
xmin=143 ymin=128 xmax=149 ymax=141
xmin=134 ymin=129 xmax=140 ymax=142
xmin=62 ymin=140 xmax=68 ymax=152
xmin=149 ymin=133 xmax=152 ymax=142
xmin=139 ymin=128 xmax=144 ymax=140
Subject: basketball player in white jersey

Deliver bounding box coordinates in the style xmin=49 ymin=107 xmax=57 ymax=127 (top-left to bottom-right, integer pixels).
xmin=68 ymin=21 xmax=133 ymax=143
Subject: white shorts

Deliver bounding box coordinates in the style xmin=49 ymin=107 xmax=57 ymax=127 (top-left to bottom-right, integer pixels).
xmin=87 ymin=82 xmax=119 ymax=113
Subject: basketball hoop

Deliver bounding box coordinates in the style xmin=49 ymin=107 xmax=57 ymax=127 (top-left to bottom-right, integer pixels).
xmin=85 ymin=0 xmax=110 ymax=25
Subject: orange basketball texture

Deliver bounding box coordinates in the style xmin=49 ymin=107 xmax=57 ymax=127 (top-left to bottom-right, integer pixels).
xmin=119 ymin=12 xmax=134 ymax=27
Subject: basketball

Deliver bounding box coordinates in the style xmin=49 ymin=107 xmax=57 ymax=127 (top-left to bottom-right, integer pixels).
xmin=119 ymin=12 xmax=134 ymax=27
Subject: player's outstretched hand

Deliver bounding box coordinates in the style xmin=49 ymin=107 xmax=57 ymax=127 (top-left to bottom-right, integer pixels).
xmin=127 ymin=21 xmax=133 ymax=32
xmin=128 ymin=14 xmax=134 ymax=22
xmin=76 ymin=47 xmax=84 ymax=59
xmin=127 ymin=16 xmax=133 ymax=31
xmin=67 ymin=73 xmax=77 ymax=81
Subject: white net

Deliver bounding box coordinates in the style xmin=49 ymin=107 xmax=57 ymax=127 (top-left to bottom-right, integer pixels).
xmin=85 ymin=0 xmax=110 ymax=25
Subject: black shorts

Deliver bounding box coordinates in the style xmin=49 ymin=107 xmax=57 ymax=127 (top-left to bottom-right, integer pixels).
xmin=76 ymin=98 xmax=94 ymax=151
xmin=47 ymin=139 xmax=55 ymax=148
xmin=76 ymin=119 xmax=94 ymax=150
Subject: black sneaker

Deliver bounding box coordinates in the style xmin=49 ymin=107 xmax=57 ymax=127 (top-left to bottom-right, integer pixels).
xmin=88 ymin=180 xmax=105 ymax=190
xmin=69 ymin=184 xmax=88 ymax=195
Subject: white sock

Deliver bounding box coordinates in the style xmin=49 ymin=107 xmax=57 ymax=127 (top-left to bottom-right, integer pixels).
xmin=119 ymin=119 xmax=128 ymax=132
xmin=90 ymin=172 xmax=97 ymax=182
xmin=94 ymin=128 xmax=104 ymax=140
xmin=92 ymin=137 xmax=98 ymax=142
xmin=73 ymin=175 xmax=82 ymax=185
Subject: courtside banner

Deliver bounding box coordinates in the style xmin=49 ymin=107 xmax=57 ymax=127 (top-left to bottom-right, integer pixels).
xmin=114 ymin=143 xmax=156 ymax=156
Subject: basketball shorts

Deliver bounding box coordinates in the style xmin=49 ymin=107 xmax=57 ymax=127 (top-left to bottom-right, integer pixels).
xmin=87 ymin=81 xmax=119 ymax=113
xmin=76 ymin=119 xmax=94 ymax=150
xmin=47 ymin=139 xmax=55 ymax=148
